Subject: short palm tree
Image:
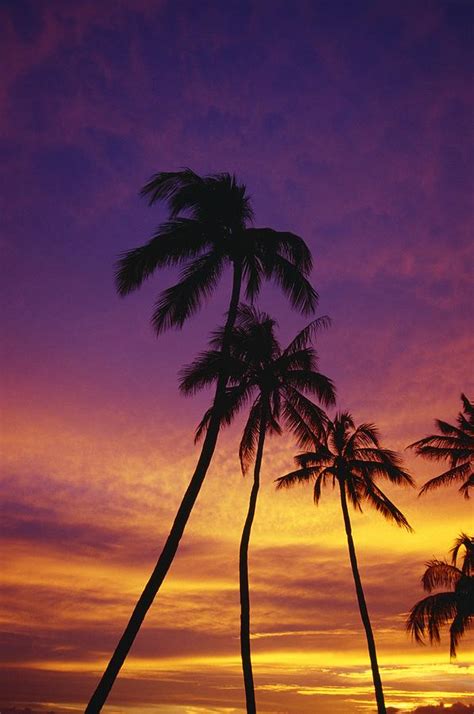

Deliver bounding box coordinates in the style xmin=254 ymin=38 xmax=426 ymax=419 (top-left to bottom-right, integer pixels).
xmin=180 ymin=305 xmax=336 ymax=713
xmin=87 ymin=171 xmax=318 ymax=711
xmin=276 ymin=413 xmax=414 ymax=714
xmin=409 ymin=394 xmax=474 ymax=499
xmin=407 ymin=533 xmax=474 ymax=657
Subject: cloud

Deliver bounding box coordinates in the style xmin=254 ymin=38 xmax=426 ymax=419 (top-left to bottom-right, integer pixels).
xmin=1 ymin=1 xmax=473 ymax=712
xmin=405 ymin=704 xmax=474 ymax=714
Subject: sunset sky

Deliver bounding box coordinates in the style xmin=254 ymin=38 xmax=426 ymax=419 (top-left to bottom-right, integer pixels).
xmin=1 ymin=1 xmax=473 ymax=713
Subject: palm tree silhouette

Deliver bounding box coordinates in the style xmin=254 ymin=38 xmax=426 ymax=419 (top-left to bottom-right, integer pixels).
xmin=407 ymin=533 xmax=474 ymax=657
xmin=409 ymin=394 xmax=474 ymax=499
xmin=180 ymin=305 xmax=336 ymax=712
xmin=86 ymin=170 xmax=317 ymax=711
xmin=276 ymin=412 xmax=414 ymax=714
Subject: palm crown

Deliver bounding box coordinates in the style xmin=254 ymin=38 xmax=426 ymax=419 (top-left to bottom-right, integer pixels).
xmin=179 ymin=304 xmax=336 ymax=461
xmin=276 ymin=412 xmax=414 ymax=526
xmin=115 ymin=170 xmax=317 ymax=333
xmin=407 ymin=533 xmax=474 ymax=657
xmin=409 ymin=394 xmax=474 ymax=499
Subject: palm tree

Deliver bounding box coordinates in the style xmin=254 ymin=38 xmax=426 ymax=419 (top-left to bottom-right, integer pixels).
xmin=86 ymin=170 xmax=318 ymax=711
xmin=180 ymin=305 xmax=335 ymax=713
xmin=409 ymin=394 xmax=474 ymax=499
xmin=276 ymin=413 xmax=414 ymax=714
xmin=407 ymin=533 xmax=474 ymax=657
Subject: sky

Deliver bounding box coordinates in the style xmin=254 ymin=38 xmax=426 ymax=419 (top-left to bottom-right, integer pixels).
xmin=0 ymin=0 xmax=473 ymax=712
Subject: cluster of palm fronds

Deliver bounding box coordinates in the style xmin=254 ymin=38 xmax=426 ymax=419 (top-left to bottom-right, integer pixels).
xmin=407 ymin=532 xmax=473 ymax=658
xmin=85 ymin=170 xmax=473 ymax=714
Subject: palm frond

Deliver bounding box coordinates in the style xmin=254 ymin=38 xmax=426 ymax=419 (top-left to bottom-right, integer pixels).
xmin=262 ymin=253 xmax=318 ymax=314
xmin=196 ymin=173 xmax=253 ymax=226
xmin=407 ymin=592 xmax=458 ymax=645
xmin=350 ymin=447 xmax=414 ymax=486
xmin=331 ymin=412 xmax=355 ymax=454
xmin=233 ymin=303 xmax=274 ymax=331
xmin=275 ymin=348 xmax=316 ymax=373
xmin=450 ymin=533 xmax=474 ymax=574
xmin=351 ymin=458 xmax=414 ymax=486
xmin=247 ymin=227 xmax=313 ymax=274
xmin=275 ymin=466 xmax=318 ymax=490
xmin=141 ymin=170 xmax=253 ymax=227
xmin=194 ymin=382 xmax=253 ymax=442
xmin=435 ymin=419 xmax=467 ymax=438
xmin=460 ymin=393 xmax=474 ymax=423
xmin=283 ymin=316 xmax=332 ymax=355
xmin=269 ymin=387 xmax=281 ymax=426
xmin=422 ymin=560 xmax=462 ymax=592
xmin=285 ymin=370 xmax=336 ymax=408
xmin=346 ymin=423 xmax=380 ymax=454
xmin=140 ymin=168 xmax=203 ymax=209
xmin=115 ymin=219 xmax=210 ymax=296
xmin=242 ymin=254 xmax=263 ymax=302
xmin=179 ymin=349 xmax=240 ymax=395
xmin=459 ymin=474 xmax=474 ymax=499
xmin=194 ymin=405 xmax=213 ymax=443
xmin=461 ymin=393 xmax=474 ymax=412
xmin=281 ymin=399 xmax=320 ymax=450
xmin=449 ymin=612 xmax=471 ymax=658
xmin=344 ymin=474 xmax=363 ymax=511
xmin=314 ymin=471 xmax=331 ymax=504
xmin=360 ymin=479 xmax=413 ymax=530
xmin=239 ymin=399 xmax=262 ymax=474
xmin=151 ymin=252 xmax=225 ymax=333
xmin=294 ymin=447 xmax=333 ymax=469
xmin=282 ymin=387 xmax=328 ymax=447
xmin=410 ymin=434 xmax=473 ymax=462
xmin=354 ymin=447 xmax=401 ymax=465
xmin=419 ymin=462 xmax=472 ymax=496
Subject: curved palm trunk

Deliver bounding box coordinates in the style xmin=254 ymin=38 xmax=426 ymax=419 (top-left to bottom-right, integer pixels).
xmin=239 ymin=409 xmax=267 ymax=714
xmin=339 ymin=483 xmax=387 ymax=714
xmin=86 ymin=261 xmax=243 ymax=713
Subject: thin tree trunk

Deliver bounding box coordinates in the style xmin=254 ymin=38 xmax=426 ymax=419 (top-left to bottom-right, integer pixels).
xmin=339 ymin=483 xmax=387 ymax=714
xmin=239 ymin=407 xmax=267 ymax=714
xmin=86 ymin=261 xmax=243 ymax=713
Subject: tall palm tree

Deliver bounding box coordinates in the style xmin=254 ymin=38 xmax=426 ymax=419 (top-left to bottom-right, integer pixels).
xmin=86 ymin=171 xmax=318 ymax=712
xmin=407 ymin=533 xmax=474 ymax=657
xmin=409 ymin=394 xmax=474 ymax=499
xmin=180 ymin=305 xmax=336 ymax=712
xmin=276 ymin=413 xmax=414 ymax=714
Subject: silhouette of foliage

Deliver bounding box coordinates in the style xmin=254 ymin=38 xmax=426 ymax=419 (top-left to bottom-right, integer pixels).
xmin=87 ymin=170 xmax=318 ymax=712
xmin=181 ymin=304 xmax=335 ymax=713
xmin=115 ymin=169 xmax=317 ymax=333
xmin=276 ymin=412 xmax=414 ymax=714
xmin=277 ymin=412 xmax=414 ymax=527
xmin=407 ymin=533 xmax=474 ymax=657
xmin=180 ymin=305 xmax=335 ymax=453
xmin=409 ymin=394 xmax=474 ymax=499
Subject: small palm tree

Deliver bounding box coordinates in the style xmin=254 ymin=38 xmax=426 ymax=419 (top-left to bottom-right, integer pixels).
xmin=407 ymin=533 xmax=474 ymax=657
xmin=87 ymin=171 xmax=317 ymax=712
xmin=276 ymin=413 xmax=414 ymax=714
xmin=180 ymin=305 xmax=336 ymax=713
xmin=409 ymin=394 xmax=474 ymax=499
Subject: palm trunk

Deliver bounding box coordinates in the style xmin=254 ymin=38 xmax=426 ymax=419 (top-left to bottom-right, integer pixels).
xmin=239 ymin=407 xmax=267 ymax=714
xmin=86 ymin=261 xmax=243 ymax=713
xmin=339 ymin=483 xmax=386 ymax=714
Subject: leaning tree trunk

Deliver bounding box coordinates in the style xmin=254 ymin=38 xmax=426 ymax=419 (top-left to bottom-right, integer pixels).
xmin=339 ymin=483 xmax=387 ymax=714
xmin=86 ymin=261 xmax=243 ymax=713
xmin=239 ymin=408 xmax=267 ymax=714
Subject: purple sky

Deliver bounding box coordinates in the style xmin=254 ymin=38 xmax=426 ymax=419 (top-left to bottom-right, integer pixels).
xmin=1 ymin=1 xmax=473 ymax=712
